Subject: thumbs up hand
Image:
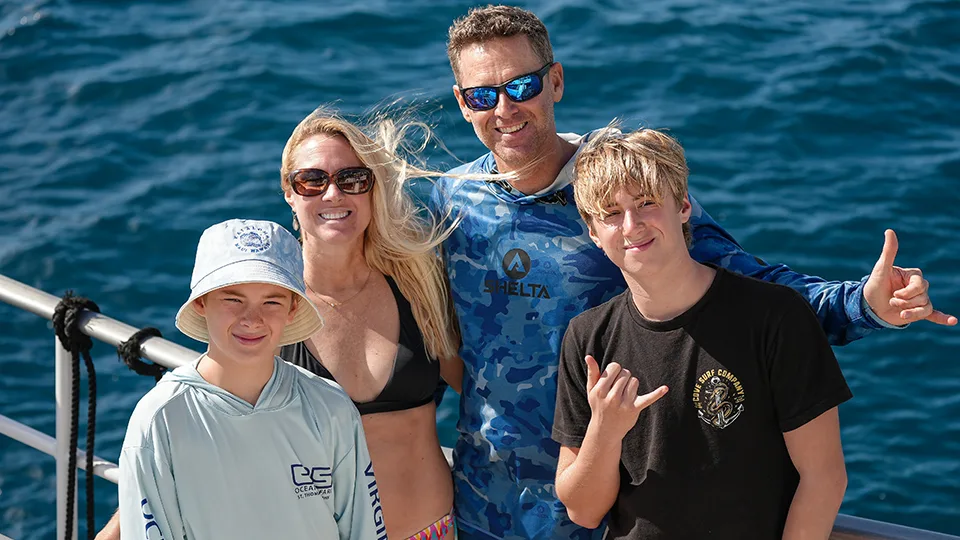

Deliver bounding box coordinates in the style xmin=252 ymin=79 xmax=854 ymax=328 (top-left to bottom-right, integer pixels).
xmin=863 ymin=230 xmax=957 ymax=327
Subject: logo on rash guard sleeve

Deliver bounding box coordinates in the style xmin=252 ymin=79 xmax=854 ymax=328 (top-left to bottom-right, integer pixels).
xmin=141 ymin=498 xmax=166 ymax=540
xmin=365 ymin=461 xmax=387 ymax=540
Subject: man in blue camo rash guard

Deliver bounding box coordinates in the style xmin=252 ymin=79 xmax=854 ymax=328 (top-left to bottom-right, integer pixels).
xmin=430 ymin=6 xmax=957 ymax=540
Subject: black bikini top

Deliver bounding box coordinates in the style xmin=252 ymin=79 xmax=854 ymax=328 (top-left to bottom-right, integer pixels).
xmin=279 ymin=276 xmax=440 ymax=415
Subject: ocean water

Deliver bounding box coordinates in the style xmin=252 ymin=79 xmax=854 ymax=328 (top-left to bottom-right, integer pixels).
xmin=1 ymin=0 xmax=958 ymax=538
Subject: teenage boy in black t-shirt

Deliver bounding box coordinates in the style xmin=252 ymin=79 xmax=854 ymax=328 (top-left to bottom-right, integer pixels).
xmin=552 ymin=127 xmax=852 ymax=540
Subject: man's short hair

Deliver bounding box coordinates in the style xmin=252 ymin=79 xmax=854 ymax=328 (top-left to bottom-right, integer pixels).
xmin=447 ymin=5 xmax=554 ymax=84
xmin=574 ymin=126 xmax=693 ymax=246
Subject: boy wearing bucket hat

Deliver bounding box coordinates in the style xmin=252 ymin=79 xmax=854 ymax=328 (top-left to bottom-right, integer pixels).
xmin=118 ymin=219 xmax=385 ymax=540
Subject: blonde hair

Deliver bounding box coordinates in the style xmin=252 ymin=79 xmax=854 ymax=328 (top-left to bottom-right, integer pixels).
xmin=280 ymin=106 xmax=460 ymax=361
xmin=447 ymin=5 xmax=554 ymax=84
xmin=573 ymin=125 xmax=692 ymax=246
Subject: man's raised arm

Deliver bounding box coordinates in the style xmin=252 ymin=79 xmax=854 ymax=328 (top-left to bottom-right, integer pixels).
xmin=687 ymin=195 xmax=955 ymax=345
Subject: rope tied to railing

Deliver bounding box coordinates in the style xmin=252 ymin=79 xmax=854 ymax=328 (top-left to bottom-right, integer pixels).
xmin=52 ymin=291 xmax=99 ymax=540
xmin=117 ymin=327 xmax=167 ymax=382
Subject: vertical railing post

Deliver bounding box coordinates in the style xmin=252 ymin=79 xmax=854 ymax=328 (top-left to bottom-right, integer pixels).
xmin=55 ymin=337 xmax=78 ymax=540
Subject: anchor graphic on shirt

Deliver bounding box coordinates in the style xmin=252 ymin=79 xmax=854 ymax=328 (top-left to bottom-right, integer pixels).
xmin=696 ymin=375 xmax=745 ymax=429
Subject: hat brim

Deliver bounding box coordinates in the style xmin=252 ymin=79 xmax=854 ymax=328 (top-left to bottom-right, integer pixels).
xmin=175 ymin=259 xmax=323 ymax=347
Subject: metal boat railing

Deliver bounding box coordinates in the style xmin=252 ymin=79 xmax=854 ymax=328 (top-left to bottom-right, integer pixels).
xmin=0 ymin=274 xmax=198 ymax=540
xmin=0 ymin=272 xmax=957 ymax=540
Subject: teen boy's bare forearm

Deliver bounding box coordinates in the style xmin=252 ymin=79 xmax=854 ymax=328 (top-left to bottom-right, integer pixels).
xmin=557 ymin=358 xmax=668 ymax=528
xmin=782 ymin=408 xmax=847 ymax=539
xmin=555 ymin=424 xmax=623 ymax=529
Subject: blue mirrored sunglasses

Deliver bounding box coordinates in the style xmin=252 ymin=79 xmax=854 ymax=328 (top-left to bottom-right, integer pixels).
xmin=460 ymin=62 xmax=555 ymax=111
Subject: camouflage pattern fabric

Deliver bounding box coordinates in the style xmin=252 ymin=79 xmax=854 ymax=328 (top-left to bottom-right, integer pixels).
xmin=428 ymin=132 xmax=883 ymax=540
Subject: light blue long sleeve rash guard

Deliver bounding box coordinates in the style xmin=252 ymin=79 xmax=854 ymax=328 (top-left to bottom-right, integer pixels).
xmin=118 ymin=356 xmax=385 ymax=540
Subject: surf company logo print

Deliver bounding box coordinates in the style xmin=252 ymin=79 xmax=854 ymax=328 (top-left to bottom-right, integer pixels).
xmin=692 ymin=368 xmax=745 ymax=429
xmin=291 ymin=463 xmax=332 ymax=500
xmin=483 ymin=248 xmax=551 ymax=298
xmin=233 ymin=225 xmax=271 ymax=254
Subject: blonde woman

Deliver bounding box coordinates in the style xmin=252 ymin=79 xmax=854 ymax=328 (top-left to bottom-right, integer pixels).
xmin=93 ymin=107 xmax=462 ymax=540
xmin=279 ymin=106 xmax=461 ymax=540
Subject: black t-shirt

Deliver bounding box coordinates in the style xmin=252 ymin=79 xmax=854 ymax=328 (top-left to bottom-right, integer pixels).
xmin=552 ymin=267 xmax=852 ymax=540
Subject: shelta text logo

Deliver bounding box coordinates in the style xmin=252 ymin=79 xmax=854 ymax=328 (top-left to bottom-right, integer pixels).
xmin=484 ymin=248 xmax=551 ymax=298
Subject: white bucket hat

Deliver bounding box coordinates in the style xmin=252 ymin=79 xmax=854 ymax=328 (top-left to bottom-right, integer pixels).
xmin=175 ymin=219 xmax=323 ymax=346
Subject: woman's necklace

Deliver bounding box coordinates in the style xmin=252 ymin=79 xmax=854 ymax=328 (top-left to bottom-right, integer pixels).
xmin=306 ymin=268 xmax=373 ymax=310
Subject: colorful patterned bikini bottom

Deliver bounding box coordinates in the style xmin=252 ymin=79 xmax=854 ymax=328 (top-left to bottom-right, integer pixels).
xmin=406 ymin=512 xmax=456 ymax=540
